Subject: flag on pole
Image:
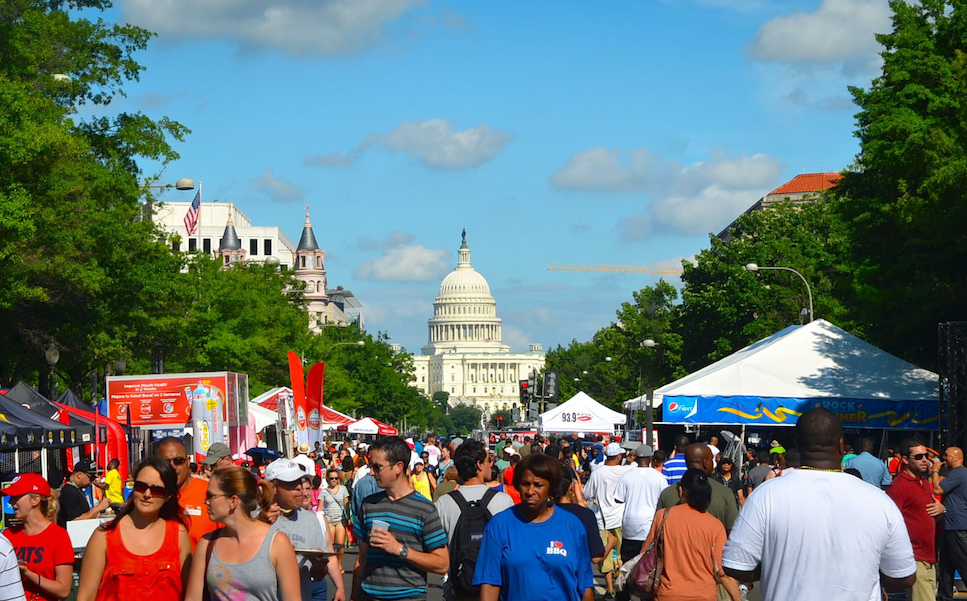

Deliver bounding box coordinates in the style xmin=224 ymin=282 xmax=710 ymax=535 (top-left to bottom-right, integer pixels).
xmin=184 ymin=191 xmax=201 ymax=235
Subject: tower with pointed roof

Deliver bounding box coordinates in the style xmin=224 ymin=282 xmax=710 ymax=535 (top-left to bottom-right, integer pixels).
xmin=293 ymin=207 xmax=329 ymax=332
xmin=217 ymin=215 xmax=246 ymax=268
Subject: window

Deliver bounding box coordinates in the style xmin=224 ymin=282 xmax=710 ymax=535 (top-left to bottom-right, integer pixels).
xmin=188 ymin=238 xmax=197 ymax=252
xmin=264 ymin=239 xmax=272 ymax=255
xmin=421 ymin=376 xmax=425 ymax=382
xmin=203 ymin=238 xmax=212 ymax=254
xmin=250 ymin=239 xmax=258 ymax=255
xmin=171 ymin=241 xmax=180 ymax=252
xmin=301 ymin=256 xmax=306 ymax=268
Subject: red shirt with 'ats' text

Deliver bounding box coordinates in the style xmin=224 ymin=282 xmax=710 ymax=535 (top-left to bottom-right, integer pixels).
xmin=3 ymin=522 xmax=74 ymax=601
xmin=886 ymin=471 xmax=939 ymax=563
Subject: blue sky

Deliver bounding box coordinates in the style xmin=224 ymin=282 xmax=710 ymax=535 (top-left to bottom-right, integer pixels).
xmin=104 ymin=0 xmax=892 ymax=354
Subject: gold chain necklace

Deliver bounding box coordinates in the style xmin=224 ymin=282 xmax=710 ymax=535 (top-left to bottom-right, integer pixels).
xmin=799 ymin=465 xmax=842 ymax=473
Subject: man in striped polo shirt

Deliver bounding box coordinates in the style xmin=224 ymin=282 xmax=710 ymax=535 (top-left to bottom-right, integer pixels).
xmin=662 ymin=434 xmax=691 ymax=485
xmin=352 ymin=436 xmax=449 ymax=601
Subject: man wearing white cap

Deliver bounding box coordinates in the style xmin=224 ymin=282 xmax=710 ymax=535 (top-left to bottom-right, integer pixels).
xmin=265 ymin=458 xmax=345 ymax=601
xmin=584 ymin=442 xmax=632 ymax=598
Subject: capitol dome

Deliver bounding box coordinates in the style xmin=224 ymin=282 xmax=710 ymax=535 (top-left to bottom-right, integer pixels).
xmin=422 ymin=232 xmax=509 ymax=355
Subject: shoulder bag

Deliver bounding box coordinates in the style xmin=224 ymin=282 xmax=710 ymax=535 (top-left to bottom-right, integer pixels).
xmin=630 ymin=507 xmax=670 ymax=599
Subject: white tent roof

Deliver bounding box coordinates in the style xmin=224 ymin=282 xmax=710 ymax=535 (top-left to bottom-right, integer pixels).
xmin=248 ymin=402 xmax=278 ymax=433
xmin=656 ymin=319 xmax=937 ymax=401
xmin=540 ymin=391 xmax=627 ymax=434
xmin=622 ymin=393 xmax=663 ymax=411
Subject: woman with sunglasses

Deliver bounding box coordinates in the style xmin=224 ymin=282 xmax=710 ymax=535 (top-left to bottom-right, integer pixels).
xmin=77 ymin=457 xmax=191 ymax=601
xmin=185 ymin=466 xmax=301 ymax=601
xmin=320 ymin=469 xmax=350 ymax=569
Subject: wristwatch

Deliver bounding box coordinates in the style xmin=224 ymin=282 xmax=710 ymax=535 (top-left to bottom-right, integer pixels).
xmin=399 ymin=543 xmax=409 ymax=559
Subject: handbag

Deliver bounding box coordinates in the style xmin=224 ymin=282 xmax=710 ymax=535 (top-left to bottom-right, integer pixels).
xmin=629 ymin=508 xmax=670 ymax=599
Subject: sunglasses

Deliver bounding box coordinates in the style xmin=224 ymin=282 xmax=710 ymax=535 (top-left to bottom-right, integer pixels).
xmin=205 ymin=492 xmax=229 ymax=502
xmin=168 ymin=456 xmax=188 ymax=467
xmin=909 ymin=453 xmax=928 ymax=460
xmin=328 ymin=477 xmax=340 ymax=481
xmin=133 ymin=481 xmax=167 ymax=498
xmin=370 ymin=462 xmax=396 ymax=474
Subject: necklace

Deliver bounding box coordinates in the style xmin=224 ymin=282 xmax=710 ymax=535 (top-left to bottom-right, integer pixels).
xmin=799 ymin=465 xmax=842 ymax=473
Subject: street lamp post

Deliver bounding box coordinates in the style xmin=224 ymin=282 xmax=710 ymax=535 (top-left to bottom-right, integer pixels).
xmin=743 ymin=263 xmax=814 ymax=322
xmin=140 ymin=178 xmax=196 ymax=221
xmin=639 ymin=339 xmax=657 ymax=446
xmin=323 ymin=340 xmax=365 ymax=361
xmin=44 ymin=344 xmax=60 ymax=401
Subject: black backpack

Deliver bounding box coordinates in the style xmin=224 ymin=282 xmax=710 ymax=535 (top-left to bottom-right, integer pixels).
xmin=448 ymin=488 xmax=498 ymax=596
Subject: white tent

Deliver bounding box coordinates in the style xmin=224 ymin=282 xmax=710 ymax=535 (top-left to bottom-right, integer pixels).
xmin=540 ymin=391 xmax=627 ymax=434
xmin=248 ymin=402 xmax=279 ymax=433
xmin=656 ymin=319 xmax=938 ymax=429
xmin=622 ymin=392 xmax=664 ymax=411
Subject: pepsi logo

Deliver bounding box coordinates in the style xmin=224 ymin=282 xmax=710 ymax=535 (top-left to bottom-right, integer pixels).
xmin=668 ymin=402 xmax=679 ymax=412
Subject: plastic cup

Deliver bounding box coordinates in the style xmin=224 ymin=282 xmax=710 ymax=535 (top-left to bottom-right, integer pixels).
xmin=371 ymin=519 xmax=389 ymax=532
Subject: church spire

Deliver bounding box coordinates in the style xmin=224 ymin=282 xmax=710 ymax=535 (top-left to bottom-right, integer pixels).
xmin=297 ymin=205 xmax=319 ymax=251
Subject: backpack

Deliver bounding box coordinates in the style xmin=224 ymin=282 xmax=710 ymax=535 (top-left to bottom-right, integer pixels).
xmin=448 ymin=488 xmax=498 ymax=596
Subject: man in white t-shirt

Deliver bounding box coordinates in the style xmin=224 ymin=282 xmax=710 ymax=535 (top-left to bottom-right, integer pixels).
xmin=424 ymin=437 xmax=440 ymax=468
xmin=614 ymin=444 xmax=667 ymax=601
xmin=584 ymin=442 xmax=632 ymax=598
xmin=723 ymin=408 xmax=916 ymax=601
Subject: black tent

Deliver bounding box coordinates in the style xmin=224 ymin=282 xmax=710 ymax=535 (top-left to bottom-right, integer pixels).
xmin=0 ymin=385 xmax=76 ymax=447
xmin=6 ymin=383 xmax=95 ymax=444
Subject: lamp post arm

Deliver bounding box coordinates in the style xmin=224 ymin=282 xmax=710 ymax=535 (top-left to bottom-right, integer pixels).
xmin=759 ymin=266 xmax=813 ymax=322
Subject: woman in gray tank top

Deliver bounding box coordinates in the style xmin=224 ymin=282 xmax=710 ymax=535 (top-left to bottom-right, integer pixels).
xmin=184 ymin=466 xmax=302 ymax=601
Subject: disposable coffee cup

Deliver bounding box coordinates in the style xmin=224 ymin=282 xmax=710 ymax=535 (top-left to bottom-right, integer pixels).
xmin=371 ymin=519 xmax=389 ymax=532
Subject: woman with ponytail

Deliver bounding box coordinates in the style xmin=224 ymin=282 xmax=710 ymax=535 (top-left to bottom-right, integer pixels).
xmin=77 ymin=457 xmax=192 ymax=601
xmin=185 ymin=466 xmax=300 ymax=601
xmin=642 ymin=468 xmax=741 ymax=601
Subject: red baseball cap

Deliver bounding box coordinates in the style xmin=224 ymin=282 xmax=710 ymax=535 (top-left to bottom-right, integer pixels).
xmin=0 ymin=473 xmax=51 ymax=497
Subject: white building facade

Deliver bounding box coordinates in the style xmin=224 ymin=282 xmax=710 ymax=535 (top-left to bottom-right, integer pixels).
xmin=411 ymin=233 xmax=545 ymax=415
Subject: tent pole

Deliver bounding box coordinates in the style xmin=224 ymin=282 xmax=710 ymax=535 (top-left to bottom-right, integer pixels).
xmin=41 ymin=448 xmax=48 ymax=479
xmin=740 ymin=424 xmax=747 ymax=472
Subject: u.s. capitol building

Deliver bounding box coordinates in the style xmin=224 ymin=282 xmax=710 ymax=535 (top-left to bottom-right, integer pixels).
xmin=410 ymin=232 xmax=545 ymax=415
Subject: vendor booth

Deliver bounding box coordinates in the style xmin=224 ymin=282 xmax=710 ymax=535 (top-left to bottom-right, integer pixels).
xmin=337 ymin=417 xmax=398 ymax=436
xmin=539 ymin=391 xmax=627 ymax=434
xmin=656 ymin=319 xmax=938 ymax=430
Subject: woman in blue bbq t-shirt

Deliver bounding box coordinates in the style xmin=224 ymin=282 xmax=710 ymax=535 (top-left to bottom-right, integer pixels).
xmin=474 ymin=453 xmax=594 ymax=601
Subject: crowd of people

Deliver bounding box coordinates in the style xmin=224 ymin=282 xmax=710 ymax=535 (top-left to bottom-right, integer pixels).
xmin=0 ymin=409 xmax=962 ymax=601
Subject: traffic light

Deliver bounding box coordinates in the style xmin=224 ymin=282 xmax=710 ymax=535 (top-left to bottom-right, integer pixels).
xmin=519 ymin=380 xmax=531 ymax=404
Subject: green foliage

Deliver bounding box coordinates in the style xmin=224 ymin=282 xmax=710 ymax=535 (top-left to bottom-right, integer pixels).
xmin=678 ymin=200 xmax=854 ymax=372
xmin=448 ymin=404 xmax=482 ymax=434
xmin=833 ymin=0 xmax=967 ymax=369
xmin=492 ymin=409 xmax=514 ymax=428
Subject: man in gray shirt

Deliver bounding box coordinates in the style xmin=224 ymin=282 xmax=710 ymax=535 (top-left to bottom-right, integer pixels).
xmin=266 ymin=458 xmax=345 ymax=601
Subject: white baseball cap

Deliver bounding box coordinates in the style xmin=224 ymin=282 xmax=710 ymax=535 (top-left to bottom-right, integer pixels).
xmin=265 ymin=458 xmax=306 ymax=483
xmin=292 ymin=455 xmax=316 ymax=476
xmin=605 ymin=442 xmax=625 ymax=457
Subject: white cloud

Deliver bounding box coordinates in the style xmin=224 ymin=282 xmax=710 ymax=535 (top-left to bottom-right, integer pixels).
xmin=783 ymin=88 xmax=854 ymax=111
xmin=552 ymin=146 xmax=785 ymax=239
xmin=120 ymin=0 xmax=425 ymax=57
xmin=501 ymin=324 xmax=536 ymax=353
xmin=354 ymin=232 xmax=450 ymax=281
xmin=306 ymin=119 xmax=512 ymax=170
xmin=746 ymin=0 xmax=891 ymax=71
xmin=250 ymin=169 xmax=307 ymax=203
xmin=382 ymin=119 xmax=512 ymax=168
xmin=549 ymin=147 xmax=663 ymax=192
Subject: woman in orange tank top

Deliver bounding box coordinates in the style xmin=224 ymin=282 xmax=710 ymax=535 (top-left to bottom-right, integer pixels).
xmin=77 ymin=457 xmax=192 ymax=601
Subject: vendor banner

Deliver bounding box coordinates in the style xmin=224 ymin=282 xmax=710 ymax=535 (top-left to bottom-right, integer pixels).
xmin=662 ymin=395 xmax=939 ymax=429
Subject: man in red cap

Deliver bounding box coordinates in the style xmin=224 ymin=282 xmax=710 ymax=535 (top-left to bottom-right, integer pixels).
xmin=2 ymin=473 xmax=73 ymax=600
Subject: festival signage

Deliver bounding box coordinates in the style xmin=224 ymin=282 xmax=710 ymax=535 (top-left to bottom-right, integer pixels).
xmin=661 ymin=395 xmax=939 ymax=430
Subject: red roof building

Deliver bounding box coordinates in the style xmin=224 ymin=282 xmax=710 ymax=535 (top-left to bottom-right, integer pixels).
xmin=718 ymin=172 xmax=842 ymax=241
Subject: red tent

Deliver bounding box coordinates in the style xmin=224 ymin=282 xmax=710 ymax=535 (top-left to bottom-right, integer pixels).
xmin=254 ymin=386 xmax=355 ymax=428
xmin=54 ymin=402 xmax=130 ymax=482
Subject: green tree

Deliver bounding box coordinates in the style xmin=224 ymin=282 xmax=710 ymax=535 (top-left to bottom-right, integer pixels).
xmin=833 ymin=0 xmax=967 ymax=370
xmin=0 ymin=0 xmax=187 ymax=392
xmin=677 ymin=200 xmax=853 ymax=372
xmin=492 ymin=409 xmax=513 ymax=429
xmin=448 ymin=404 xmax=482 ymax=434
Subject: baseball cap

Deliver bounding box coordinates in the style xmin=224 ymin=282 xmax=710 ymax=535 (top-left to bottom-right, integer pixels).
xmin=202 ymin=443 xmax=231 ymax=466
xmin=265 ymin=458 xmax=307 ymax=483
xmin=634 ymin=444 xmax=654 ymax=457
xmin=72 ymin=458 xmax=100 ymax=475
xmin=605 ymin=442 xmax=625 ymax=457
xmin=292 ymin=454 xmax=316 ymax=475
xmin=0 ymin=473 xmax=50 ymax=497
